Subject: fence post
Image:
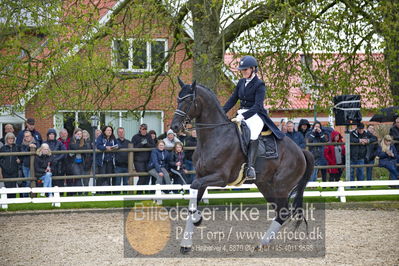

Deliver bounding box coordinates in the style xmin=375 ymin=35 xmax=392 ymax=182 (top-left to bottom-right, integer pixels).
xmin=155 ymin=183 xmax=162 ymax=205
xmin=53 ymin=186 xmax=61 ymax=207
xmin=202 ymin=188 xmax=209 ymax=204
xmin=1 ymin=187 xmax=8 ymax=209
xmin=338 ymin=181 xmax=346 ymax=203
xmin=344 ymin=126 xmax=351 ymax=181
xmin=128 ymin=143 xmax=135 ymax=186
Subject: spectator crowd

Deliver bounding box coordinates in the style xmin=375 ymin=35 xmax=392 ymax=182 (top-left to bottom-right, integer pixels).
xmin=0 ymin=119 xmax=197 ymax=197
xmin=283 ymin=118 xmax=398 ymax=186
xmin=1 ymin=116 xmax=398 ymax=197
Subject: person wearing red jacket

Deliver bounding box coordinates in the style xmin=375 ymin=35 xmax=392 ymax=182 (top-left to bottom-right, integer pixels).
xmin=324 ymin=130 xmax=345 ymax=181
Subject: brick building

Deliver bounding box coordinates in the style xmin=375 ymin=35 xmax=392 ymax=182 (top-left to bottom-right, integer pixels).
xmin=0 ymin=0 xmax=388 ymax=140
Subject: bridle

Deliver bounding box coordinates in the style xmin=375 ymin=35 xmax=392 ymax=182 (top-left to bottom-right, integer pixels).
xmin=174 ymin=89 xmax=231 ymax=130
xmin=174 ymin=92 xmax=196 ymax=130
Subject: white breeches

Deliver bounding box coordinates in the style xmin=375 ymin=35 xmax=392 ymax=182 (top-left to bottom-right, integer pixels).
xmin=238 ymin=109 xmax=264 ymax=140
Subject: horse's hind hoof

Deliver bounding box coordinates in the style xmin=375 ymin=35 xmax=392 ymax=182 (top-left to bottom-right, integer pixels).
xmin=193 ymin=216 xmax=203 ymax=227
xmin=180 ymin=246 xmax=192 ymax=254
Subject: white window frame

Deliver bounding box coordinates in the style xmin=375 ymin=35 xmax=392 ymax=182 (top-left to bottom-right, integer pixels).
xmin=0 ymin=109 xmax=25 ymax=139
xmin=111 ymin=38 xmax=168 ymax=73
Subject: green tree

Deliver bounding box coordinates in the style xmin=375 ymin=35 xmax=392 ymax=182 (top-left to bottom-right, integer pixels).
xmin=0 ymin=0 xmax=190 ymax=115
xmin=340 ymin=0 xmax=399 ymax=104
xmin=179 ymin=0 xmax=397 ymax=107
xmin=1 ymin=0 xmax=398 ymax=115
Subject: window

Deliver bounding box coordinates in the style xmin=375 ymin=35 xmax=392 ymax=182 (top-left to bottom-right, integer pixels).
xmin=54 ymin=110 xmax=164 ymax=140
xmin=0 ymin=111 xmax=25 ymax=139
xmin=112 ymin=38 xmax=168 ymax=73
xmin=0 ymin=2 xmax=60 ymax=27
xmin=0 ymin=123 xmax=23 ymax=139
xmin=113 ymin=40 xmax=129 ymax=69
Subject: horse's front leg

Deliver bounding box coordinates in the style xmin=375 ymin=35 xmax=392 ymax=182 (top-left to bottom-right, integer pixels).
xmin=180 ymin=173 xmax=226 ymax=254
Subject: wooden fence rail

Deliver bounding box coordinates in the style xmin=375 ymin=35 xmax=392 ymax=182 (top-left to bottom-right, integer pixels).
xmin=0 ymin=141 xmax=396 ymax=183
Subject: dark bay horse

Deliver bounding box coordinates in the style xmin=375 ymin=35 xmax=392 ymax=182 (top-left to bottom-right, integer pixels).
xmin=171 ymin=78 xmax=314 ymax=254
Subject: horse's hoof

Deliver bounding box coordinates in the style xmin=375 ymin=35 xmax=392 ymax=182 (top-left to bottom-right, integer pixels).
xmin=193 ymin=216 xmax=203 ymax=227
xmin=180 ymin=246 xmax=192 ymax=254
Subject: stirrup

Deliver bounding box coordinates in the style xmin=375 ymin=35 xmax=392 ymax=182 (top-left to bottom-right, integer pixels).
xmin=246 ymin=166 xmax=256 ymax=180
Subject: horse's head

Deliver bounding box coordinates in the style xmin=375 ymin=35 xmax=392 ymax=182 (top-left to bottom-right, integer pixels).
xmin=171 ymin=77 xmax=199 ymax=133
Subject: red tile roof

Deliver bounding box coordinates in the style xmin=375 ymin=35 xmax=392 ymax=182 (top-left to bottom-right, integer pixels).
xmin=224 ymin=53 xmax=389 ymax=110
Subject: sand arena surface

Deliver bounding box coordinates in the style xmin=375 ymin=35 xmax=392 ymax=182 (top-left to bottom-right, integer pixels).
xmin=0 ymin=207 xmax=398 ymax=265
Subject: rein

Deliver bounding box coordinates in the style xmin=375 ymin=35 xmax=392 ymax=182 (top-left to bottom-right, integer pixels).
xmin=195 ymin=122 xmax=232 ymax=129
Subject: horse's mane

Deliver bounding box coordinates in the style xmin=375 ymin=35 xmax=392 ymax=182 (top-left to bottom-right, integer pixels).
xmin=178 ymin=81 xmax=230 ymax=121
xmin=195 ymin=84 xmax=229 ymax=121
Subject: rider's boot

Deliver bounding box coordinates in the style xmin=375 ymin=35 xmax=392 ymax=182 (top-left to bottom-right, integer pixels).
xmin=246 ymin=139 xmax=259 ymax=180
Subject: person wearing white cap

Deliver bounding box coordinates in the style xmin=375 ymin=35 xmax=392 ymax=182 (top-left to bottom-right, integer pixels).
xmin=163 ymin=129 xmax=181 ymax=148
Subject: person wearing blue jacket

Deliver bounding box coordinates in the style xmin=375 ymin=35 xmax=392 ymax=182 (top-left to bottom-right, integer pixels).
xmin=222 ymin=55 xmax=284 ymax=181
xmin=285 ymin=121 xmax=305 ymax=149
xmin=376 ymin=135 xmax=398 ymax=184
xmin=44 ymin=128 xmax=66 ymax=188
xmin=16 ymin=118 xmax=42 ymax=146
xmin=95 ymin=126 xmax=117 ymax=187
xmin=147 ymin=140 xmax=171 ymax=186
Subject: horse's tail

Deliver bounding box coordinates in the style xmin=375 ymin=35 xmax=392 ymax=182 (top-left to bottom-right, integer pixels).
xmin=290 ymin=149 xmax=314 ymax=230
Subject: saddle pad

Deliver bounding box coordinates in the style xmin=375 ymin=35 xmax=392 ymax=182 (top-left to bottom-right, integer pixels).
xmin=236 ymin=121 xmax=251 ymax=156
xmin=260 ymin=130 xmax=272 ymax=136
xmin=257 ymin=134 xmax=278 ymax=159
xmin=227 ymin=163 xmax=247 ymax=186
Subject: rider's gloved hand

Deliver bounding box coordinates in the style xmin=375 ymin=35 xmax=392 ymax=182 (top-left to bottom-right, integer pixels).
xmin=231 ymin=113 xmax=244 ymax=123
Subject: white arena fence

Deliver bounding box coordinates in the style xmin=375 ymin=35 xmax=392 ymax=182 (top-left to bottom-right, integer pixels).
xmin=1 ymin=180 xmax=399 ymax=209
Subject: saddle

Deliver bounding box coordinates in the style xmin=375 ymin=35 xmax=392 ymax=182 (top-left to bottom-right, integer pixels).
xmin=235 ymin=121 xmax=279 ymax=160
xmin=229 ymin=122 xmax=279 ymax=186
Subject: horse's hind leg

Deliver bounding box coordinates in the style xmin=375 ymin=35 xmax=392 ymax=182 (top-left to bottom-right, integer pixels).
xmin=258 ymin=197 xmax=290 ymax=248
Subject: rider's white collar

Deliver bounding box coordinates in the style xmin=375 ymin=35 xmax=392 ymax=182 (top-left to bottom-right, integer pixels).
xmin=245 ymin=74 xmax=256 ymax=87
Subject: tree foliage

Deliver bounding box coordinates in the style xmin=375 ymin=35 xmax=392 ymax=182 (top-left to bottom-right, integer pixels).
xmin=0 ymin=0 xmax=398 ymax=116
xmin=183 ymin=0 xmax=398 ymax=108
xmin=0 ymin=0 xmax=193 ymax=115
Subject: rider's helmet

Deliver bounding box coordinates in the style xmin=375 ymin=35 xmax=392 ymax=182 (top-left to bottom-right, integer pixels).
xmin=237 ymin=55 xmax=258 ymax=72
